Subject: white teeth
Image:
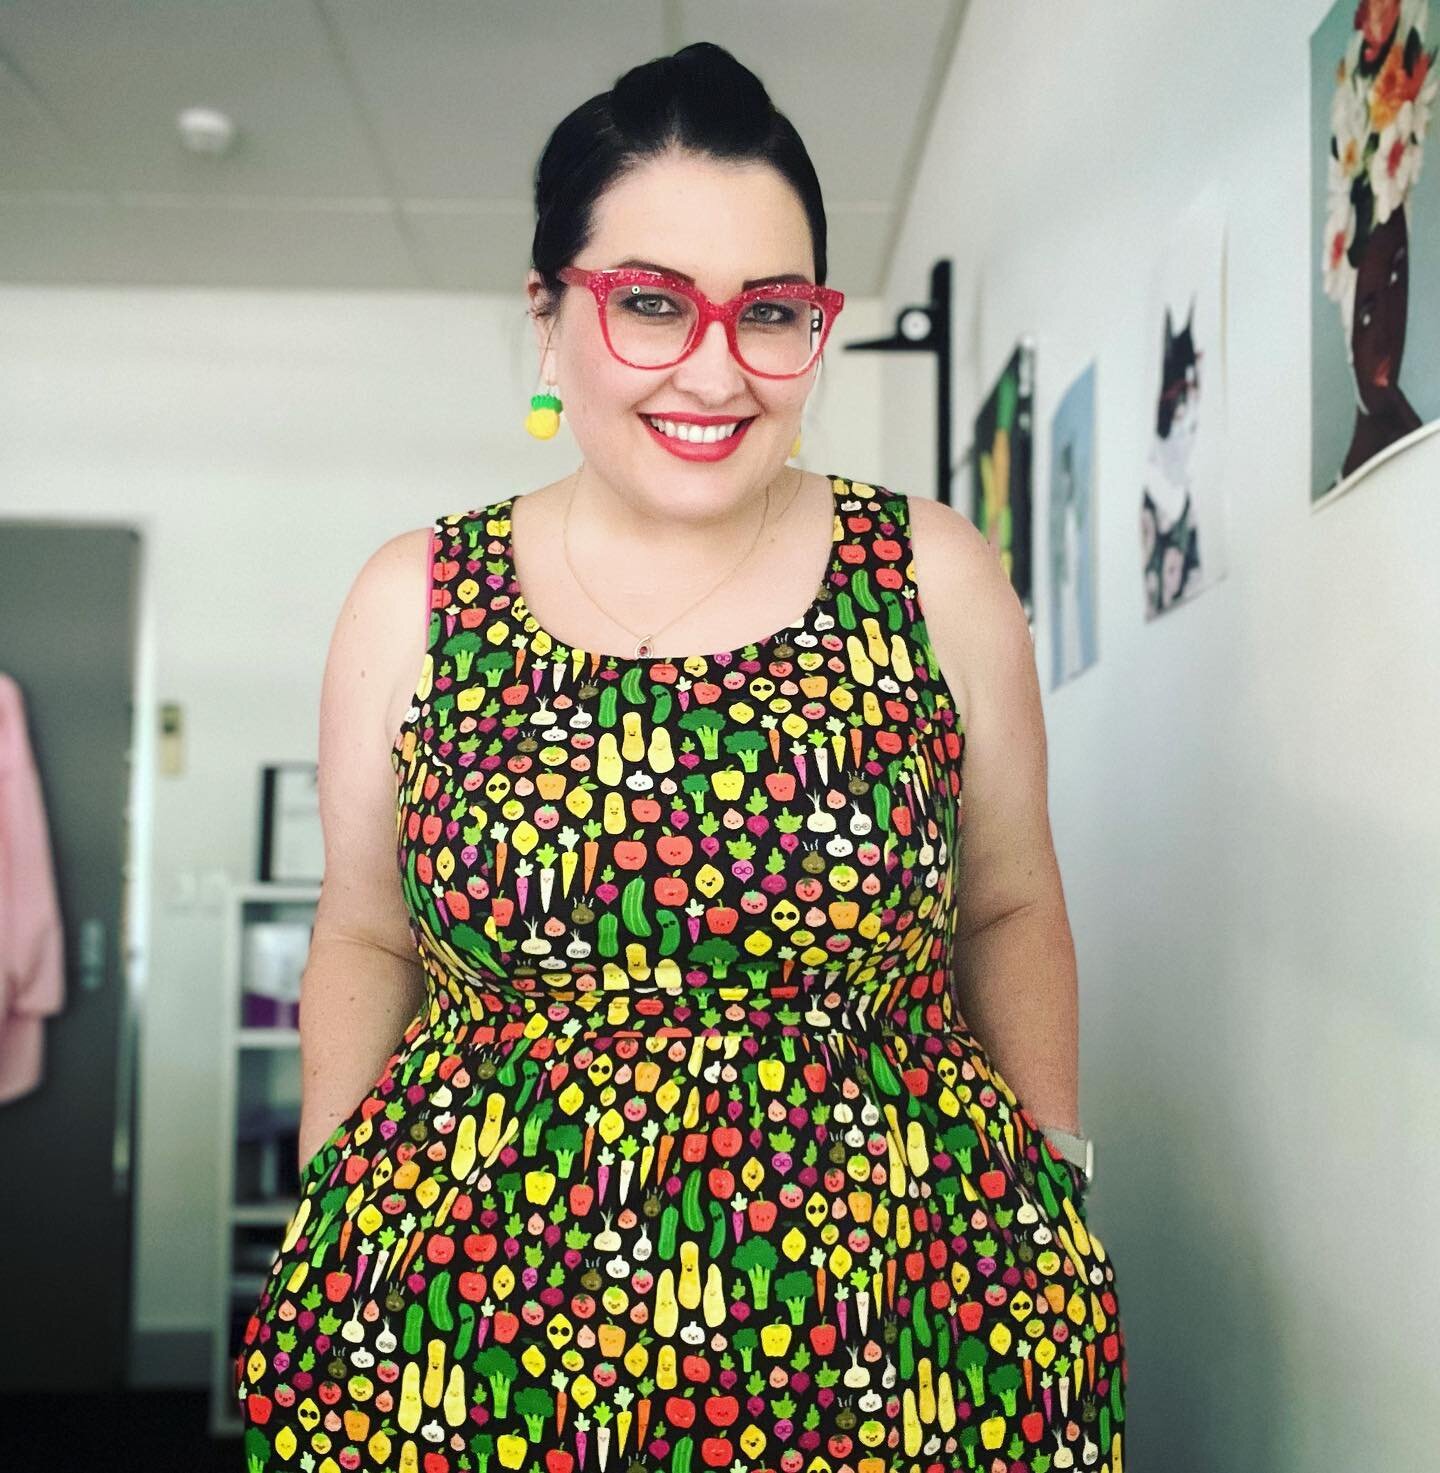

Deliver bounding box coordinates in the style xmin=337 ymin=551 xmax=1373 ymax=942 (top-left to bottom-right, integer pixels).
xmin=645 ymin=416 xmax=746 ymax=443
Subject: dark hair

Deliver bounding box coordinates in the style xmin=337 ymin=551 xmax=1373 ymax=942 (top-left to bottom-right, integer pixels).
xmin=529 ymin=42 xmax=828 ymax=323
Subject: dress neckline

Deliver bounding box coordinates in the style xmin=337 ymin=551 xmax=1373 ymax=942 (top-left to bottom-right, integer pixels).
xmin=499 ymin=471 xmax=849 ymax=665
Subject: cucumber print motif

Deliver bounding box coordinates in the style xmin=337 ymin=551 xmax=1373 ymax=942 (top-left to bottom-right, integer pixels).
xmin=235 ymin=474 xmax=1127 ymax=1472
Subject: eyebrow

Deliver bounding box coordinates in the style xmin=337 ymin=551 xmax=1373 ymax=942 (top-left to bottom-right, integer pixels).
xmin=612 ymin=256 xmax=813 ymax=290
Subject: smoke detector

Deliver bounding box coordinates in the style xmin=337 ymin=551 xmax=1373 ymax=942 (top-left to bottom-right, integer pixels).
xmin=176 ymin=106 xmax=237 ymax=156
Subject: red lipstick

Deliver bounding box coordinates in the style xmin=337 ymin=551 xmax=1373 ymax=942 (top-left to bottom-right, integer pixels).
xmin=639 ymin=412 xmax=756 ymax=462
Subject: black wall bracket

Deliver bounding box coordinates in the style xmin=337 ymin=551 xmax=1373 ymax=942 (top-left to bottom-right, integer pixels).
xmin=841 ymin=257 xmax=953 ymax=508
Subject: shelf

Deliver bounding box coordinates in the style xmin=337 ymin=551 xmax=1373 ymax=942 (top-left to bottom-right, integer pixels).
xmin=237 ymin=1027 xmax=299 ymax=1048
xmin=231 ymin=1200 xmax=298 ymax=1226
xmin=234 ymin=881 xmax=322 ymax=903
xmin=213 ymin=1406 xmax=242 ymax=1438
xmin=214 ymin=878 xmax=319 ymax=1440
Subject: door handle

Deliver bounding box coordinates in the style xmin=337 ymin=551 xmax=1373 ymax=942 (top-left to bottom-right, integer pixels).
xmin=78 ymin=915 xmax=106 ymax=993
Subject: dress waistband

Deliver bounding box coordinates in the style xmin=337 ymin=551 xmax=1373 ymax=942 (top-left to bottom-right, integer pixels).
xmin=416 ymin=983 xmax=958 ymax=1062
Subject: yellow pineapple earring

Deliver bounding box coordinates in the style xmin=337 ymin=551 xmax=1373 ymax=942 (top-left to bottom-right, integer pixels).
xmin=526 ymin=380 xmax=562 ymax=439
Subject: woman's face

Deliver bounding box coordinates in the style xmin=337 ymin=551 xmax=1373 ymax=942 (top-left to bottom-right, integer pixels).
xmin=528 ymin=150 xmax=820 ymax=519
xmin=1351 ymin=203 xmax=1409 ymax=413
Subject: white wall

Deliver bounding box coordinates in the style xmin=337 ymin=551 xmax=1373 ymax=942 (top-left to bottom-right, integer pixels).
xmin=0 ymin=284 xmax=889 ymax=1356
xmin=885 ymin=3 xmax=1440 ymax=1467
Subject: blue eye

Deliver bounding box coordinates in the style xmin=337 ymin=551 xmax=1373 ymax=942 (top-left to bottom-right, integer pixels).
xmin=743 ymin=302 xmax=796 ymax=327
xmin=624 ymin=293 xmax=681 ymax=316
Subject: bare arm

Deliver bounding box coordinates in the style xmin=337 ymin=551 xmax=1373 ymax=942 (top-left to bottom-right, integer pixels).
xmin=297 ymin=525 xmax=433 ymax=1172
xmin=908 ymin=495 xmax=1082 ymax=1135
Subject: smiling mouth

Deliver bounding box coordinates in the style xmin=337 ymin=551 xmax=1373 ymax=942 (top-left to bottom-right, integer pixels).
xmin=639 ymin=414 xmax=757 ymax=444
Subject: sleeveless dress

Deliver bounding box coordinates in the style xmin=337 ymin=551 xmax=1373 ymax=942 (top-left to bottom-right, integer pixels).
xmin=235 ymin=474 xmax=1127 ymax=1473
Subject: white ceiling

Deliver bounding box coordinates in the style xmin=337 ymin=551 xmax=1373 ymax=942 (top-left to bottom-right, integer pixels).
xmin=0 ymin=0 xmax=967 ymax=295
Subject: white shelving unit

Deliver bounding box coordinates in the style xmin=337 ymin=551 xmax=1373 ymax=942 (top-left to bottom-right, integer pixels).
xmin=210 ymin=879 xmax=320 ymax=1438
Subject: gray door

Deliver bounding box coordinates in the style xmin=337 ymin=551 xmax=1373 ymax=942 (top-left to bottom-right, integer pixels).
xmin=0 ymin=521 xmax=140 ymax=1391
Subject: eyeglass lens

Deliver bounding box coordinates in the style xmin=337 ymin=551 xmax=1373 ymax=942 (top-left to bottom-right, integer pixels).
xmin=603 ymin=283 xmax=826 ymax=374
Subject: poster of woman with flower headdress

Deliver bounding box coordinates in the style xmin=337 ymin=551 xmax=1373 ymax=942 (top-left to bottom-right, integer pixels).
xmin=1313 ymin=0 xmax=1440 ymax=505
xmin=1140 ymin=184 xmax=1229 ymax=621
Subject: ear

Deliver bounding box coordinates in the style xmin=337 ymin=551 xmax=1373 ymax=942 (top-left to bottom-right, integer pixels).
xmin=527 ymin=269 xmax=560 ymax=381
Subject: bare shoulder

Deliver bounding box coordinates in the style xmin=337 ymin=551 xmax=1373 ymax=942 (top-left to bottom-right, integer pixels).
xmin=318 ymin=523 xmax=436 ymax=761
xmin=903 ymin=491 xmax=1034 ymax=728
xmin=900 ymin=490 xmax=1057 ymax=940
xmin=309 ymin=522 xmax=436 ymax=960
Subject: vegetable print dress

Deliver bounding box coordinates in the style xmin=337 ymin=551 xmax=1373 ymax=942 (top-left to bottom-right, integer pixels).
xmin=235 ymin=474 xmax=1128 ymax=1473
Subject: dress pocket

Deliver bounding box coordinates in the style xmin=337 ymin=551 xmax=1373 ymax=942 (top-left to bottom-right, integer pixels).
xmin=948 ymin=1026 xmax=1088 ymax=1219
xmin=294 ymin=1026 xmax=418 ymax=1194
xmin=297 ymin=1121 xmax=346 ymax=1194
xmin=1049 ymin=1144 xmax=1090 ymax=1215
xmin=296 ymin=1084 xmax=375 ymax=1194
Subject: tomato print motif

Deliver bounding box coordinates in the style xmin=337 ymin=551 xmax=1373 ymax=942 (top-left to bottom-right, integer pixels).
xmin=236 ymin=475 xmax=1127 ymax=1472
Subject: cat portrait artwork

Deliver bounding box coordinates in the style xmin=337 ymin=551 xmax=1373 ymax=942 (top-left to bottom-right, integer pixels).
xmin=1141 ymin=304 xmax=1203 ymax=618
xmin=1312 ymin=0 xmax=1440 ymax=506
xmin=1139 ymin=183 xmax=1229 ymax=620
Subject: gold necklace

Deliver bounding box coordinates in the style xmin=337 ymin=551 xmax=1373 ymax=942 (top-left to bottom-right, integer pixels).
xmin=561 ymin=466 xmax=803 ymax=658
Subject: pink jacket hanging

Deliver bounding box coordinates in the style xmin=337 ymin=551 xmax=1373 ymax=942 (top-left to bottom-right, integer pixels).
xmin=0 ymin=672 xmax=66 ymax=1105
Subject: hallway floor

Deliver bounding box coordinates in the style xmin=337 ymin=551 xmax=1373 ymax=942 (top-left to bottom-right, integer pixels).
xmin=2 ymin=1389 xmax=241 ymax=1471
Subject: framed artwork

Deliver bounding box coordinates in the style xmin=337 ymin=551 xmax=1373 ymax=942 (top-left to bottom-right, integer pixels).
xmin=1311 ymin=0 xmax=1440 ymax=506
xmin=1140 ymin=183 xmax=1229 ymax=620
xmin=257 ymin=762 xmax=322 ymax=884
xmin=973 ymin=339 xmax=1036 ymax=623
xmin=1049 ymin=361 xmax=1099 ymax=689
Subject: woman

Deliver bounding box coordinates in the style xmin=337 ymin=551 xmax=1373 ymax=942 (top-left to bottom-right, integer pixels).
xmin=1322 ymin=0 xmax=1438 ymax=488
xmin=236 ymin=42 xmax=1126 ymax=1473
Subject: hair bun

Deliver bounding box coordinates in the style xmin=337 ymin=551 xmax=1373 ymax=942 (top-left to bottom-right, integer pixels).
xmin=610 ymin=41 xmax=773 ymax=144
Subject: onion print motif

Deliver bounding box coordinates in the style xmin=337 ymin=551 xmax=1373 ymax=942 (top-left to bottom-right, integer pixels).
xmin=235 ymin=475 xmax=1127 ymax=1472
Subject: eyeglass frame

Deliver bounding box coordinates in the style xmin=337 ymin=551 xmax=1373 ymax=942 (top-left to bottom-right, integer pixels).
xmin=555 ymin=264 xmax=846 ymax=379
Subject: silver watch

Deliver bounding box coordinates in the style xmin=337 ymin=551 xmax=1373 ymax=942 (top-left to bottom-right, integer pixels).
xmin=1040 ymin=1125 xmax=1094 ymax=1187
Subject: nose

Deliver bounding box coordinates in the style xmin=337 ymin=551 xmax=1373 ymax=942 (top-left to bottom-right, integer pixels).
xmin=674 ymin=315 xmax=748 ymax=392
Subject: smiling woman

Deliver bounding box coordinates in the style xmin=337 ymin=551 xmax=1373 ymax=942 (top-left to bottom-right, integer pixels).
xmin=234 ymin=39 xmax=1126 ymax=1473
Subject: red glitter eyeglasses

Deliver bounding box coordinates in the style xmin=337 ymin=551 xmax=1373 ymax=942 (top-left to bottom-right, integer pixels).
xmin=556 ymin=265 xmax=845 ymax=378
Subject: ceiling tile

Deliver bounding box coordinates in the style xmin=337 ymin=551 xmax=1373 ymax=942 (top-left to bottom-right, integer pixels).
xmin=0 ymin=0 xmax=387 ymax=195
xmin=0 ymin=0 xmax=964 ymax=292
xmin=402 ymin=200 xmax=535 ymax=292
xmin=0 ymin=192 xmax=421 ymax=289
xmin=0 ymin=51 xmax=99 ymax=190
xmin=825 ymin=204 xmax=894 ymax=297
xmin=675 ymin=0 xmax=957 ymax=203
xmin=321 ymin=0 xmax=662 ymax=200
